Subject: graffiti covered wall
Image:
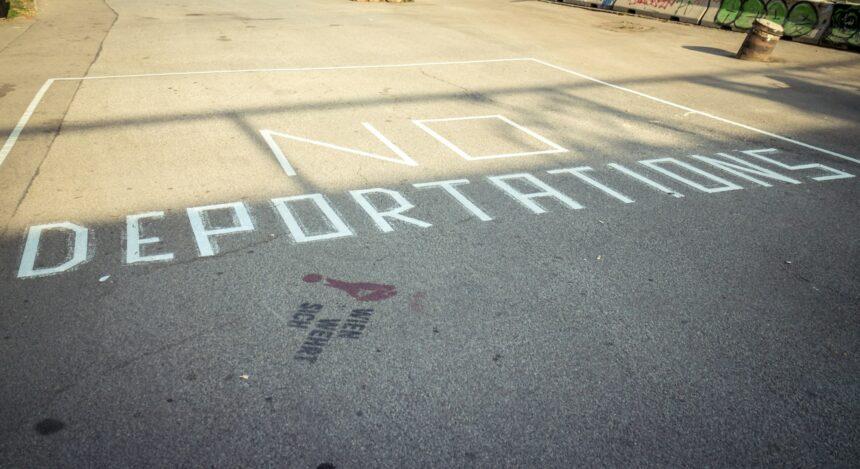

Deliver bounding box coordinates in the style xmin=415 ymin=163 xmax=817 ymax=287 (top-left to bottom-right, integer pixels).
xmin=701 ymin=0 xmax=833 ymax=43
xmin=553 ymin=0 xmax=859 ymax=50
xmin=823 ymin=3 xmax=860 ymax=48
xmin=611 ymin=0 xmax=711 ymax=24
xmin=558 ymin=0 xmax=617 ymax=10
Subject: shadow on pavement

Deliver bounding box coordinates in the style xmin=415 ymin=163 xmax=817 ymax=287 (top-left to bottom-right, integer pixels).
xmin=682 ymin=45 xmax=736 ymax=58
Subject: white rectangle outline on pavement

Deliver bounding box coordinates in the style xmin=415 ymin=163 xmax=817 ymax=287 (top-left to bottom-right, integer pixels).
xmin=412 ymin=114 xmax=568 ymax=160
xmin=1 ymin=57 xmax=857 ymax=170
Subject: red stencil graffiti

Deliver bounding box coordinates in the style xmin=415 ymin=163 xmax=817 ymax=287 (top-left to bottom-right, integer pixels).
xmin=302 ymin=274 xmax=397 ymax=302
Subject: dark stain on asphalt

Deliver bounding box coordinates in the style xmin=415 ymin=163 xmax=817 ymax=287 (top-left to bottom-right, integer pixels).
xmin=0 ymin=83 xmax=15 ymax=99
xmin=317 ymin=464 xmax=336 ymax=469
xmin=599 ymin=20 xmax=654 ymax=33
xmin=34 ymin=418 xmax=65 ymax=435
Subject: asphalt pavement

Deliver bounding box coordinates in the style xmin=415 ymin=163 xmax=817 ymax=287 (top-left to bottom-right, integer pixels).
xmin=0 ymin=0 xmax=858 ymax=466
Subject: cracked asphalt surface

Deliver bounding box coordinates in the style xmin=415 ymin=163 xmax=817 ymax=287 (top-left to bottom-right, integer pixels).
xmin=0 ymin=0 xmax=858 ymax=466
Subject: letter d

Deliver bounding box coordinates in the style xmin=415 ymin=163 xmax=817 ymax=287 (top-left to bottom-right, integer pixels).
xmin=18 ymin=222 xmax=89 ymax=278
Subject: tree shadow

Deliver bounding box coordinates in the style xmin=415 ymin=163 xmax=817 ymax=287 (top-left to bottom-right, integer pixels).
xmin=0 ymin=58 xmax=858 ymax=232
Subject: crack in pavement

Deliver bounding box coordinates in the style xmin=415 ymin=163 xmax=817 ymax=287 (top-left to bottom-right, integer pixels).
xmin=1 ymin=0 xmax=119 ymax=237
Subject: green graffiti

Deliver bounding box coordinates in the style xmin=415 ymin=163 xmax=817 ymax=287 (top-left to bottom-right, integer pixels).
xmin=672 ymin=0 xmax=698 ymax=17
xmin=735 ymin=0 xmax=765 ymax=29
xmin=825 ymin=4 xmax=860 ymax=48
xmin=764 ymin=0 xmax=787 ymax=24
xmin=714 ymin=0 xmax=818 ymax=37
xmin=715 ymin=0 xmax=742 ymax=25
xmin=783 ymin=2 xmax=818 ymax=37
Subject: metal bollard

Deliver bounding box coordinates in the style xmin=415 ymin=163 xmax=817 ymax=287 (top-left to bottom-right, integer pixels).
xmin=736 ymin=18 xmax=784 ymax=61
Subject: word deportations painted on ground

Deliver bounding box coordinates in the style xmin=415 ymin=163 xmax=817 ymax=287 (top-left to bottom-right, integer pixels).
xmin=13 ymin=148 xmax=855 ymax=279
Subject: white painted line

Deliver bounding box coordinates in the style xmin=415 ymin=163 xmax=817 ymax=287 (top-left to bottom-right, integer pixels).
xmin=412 ymin=114 xmax=568 ymax=161
xmin=349 ymin=188 xmax=432 ymax=233
xmin=272 ymin=193 xmax=354 ymax=242
xmin=2 ymin=57 xmax=855 ymax=174
xmin=487 ymin=173 xmax=583 ymax=214
xmin=527 ymin=58 xmax=859 ymax=166
xmin=259 ymin=129 xmax=298 ymax=176
xmin=0 ymin=59 xmax=528 ymax=170
xmin=55 ymin=58 xmax=534 ymax=81
xmin=0 ymin=79 xmax=55 ymax=168
xmin=187 ymin=202 xmax=255 ymax=257
xmin=17 ymin=221 xmax=89 ymax=279
xmin=607 ymin=163 xmax=684 ymax=198
xmin=126 ymin=211 xmax=175 ymax=264
xmin=361 ymin=123 xmax=419 ymax=166
xmin=548 ymin=166 xmax=634 ymax=203
xmin=690 ymin=153 xmax=802 ymax=187
xmin=260 ymin=122 xmax=417 ymax=176
xmin=739 ymin=148 xmax=855 ymax=181
xmin=639 ymin=157 xmax=743 ymax=193
xmin=413 ymin=179 xmax=493 ymax=221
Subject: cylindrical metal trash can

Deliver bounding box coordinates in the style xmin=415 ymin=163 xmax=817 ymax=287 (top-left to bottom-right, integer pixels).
xmin=736 ymin=18 xmax=784 ymax=61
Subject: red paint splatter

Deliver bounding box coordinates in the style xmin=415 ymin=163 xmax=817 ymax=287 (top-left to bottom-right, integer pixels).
xmin=303 ymin=274 xmax=323 ymax=283
xmin=303 ymin=273 xmax=397 ymax=302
